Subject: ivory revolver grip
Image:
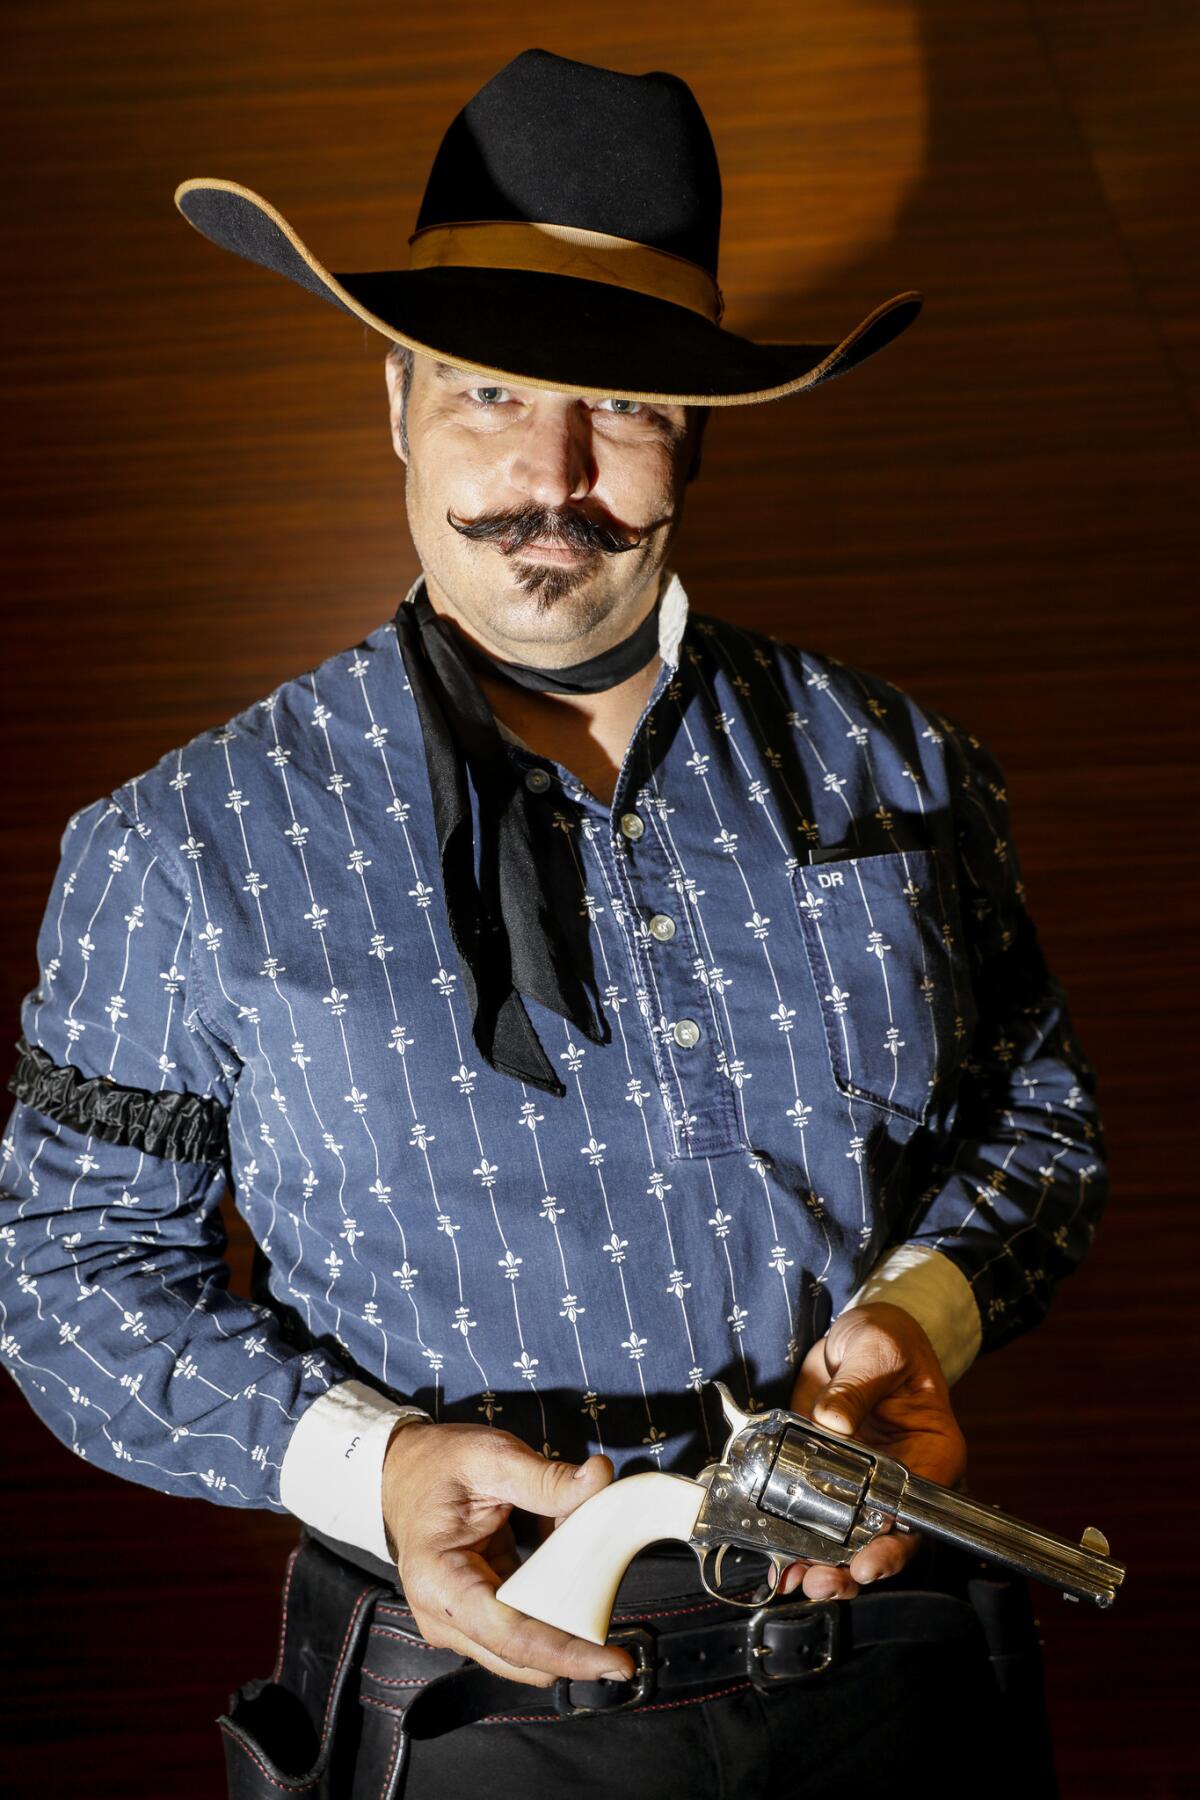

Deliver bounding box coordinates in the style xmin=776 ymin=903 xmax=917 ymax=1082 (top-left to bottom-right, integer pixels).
xmin=495 ymin=1471 xmax=705 ymax=1645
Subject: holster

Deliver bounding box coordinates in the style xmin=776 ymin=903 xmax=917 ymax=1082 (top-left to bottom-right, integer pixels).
xmin=219 ymin=1537 xmax=401 ymax=1799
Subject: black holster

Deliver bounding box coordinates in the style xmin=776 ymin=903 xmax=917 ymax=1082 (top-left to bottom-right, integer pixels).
xmin=220 ymin=1537 xmax=402 ymax=1799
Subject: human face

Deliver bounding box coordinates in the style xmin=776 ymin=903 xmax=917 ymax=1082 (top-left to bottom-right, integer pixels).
xmin=386 ymin=352 xmax=700 ymax=664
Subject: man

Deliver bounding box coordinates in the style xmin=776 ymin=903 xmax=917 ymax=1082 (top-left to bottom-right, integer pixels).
xmin=1 ymin=48 xmax=1104 ymax=1799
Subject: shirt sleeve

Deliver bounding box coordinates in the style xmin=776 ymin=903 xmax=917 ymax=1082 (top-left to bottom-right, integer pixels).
xmin=841 ymin=1242 xmax=982 ymax=1385
xmin=845 ymin=718 xmax=1109 ymax=1365
xmin=0 ymin=790 xmax=401 ymax=1520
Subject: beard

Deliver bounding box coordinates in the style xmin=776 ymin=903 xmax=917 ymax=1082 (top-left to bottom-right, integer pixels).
xmin=506 ymin=551 xmax=597 ymax=610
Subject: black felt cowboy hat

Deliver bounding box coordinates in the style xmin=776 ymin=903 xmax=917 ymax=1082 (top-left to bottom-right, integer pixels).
xmin=175 ymin=47 xmax=922 ymax=405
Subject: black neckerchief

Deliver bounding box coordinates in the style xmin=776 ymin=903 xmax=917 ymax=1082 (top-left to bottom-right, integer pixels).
xmin=455 ymin=595 xmax=663 ymax=694
xmin=393 ymin=584 xmax=668 ymax=1095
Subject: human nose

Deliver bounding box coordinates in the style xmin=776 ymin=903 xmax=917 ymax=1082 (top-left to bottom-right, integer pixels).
xmin=509 ymin=403 xmax=594 ymax=508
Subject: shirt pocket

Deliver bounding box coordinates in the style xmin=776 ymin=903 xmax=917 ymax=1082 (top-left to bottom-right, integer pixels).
xmin=790 ymin=847 xmax=977 ymax=1125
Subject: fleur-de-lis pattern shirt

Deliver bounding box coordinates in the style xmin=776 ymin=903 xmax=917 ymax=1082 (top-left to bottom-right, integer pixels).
xmin=0 ymin=571 xmax=1107 ymax=1558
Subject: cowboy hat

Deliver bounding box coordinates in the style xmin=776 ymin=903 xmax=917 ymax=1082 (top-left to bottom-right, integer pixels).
xmin=175 ymin=47 xmax=921 ymax=406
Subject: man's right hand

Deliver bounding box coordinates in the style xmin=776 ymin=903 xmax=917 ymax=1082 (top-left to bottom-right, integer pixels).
xmin=381 ymin=1420 xmax=636 ymax=1688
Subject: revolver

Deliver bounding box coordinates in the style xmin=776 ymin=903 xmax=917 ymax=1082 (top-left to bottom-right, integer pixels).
xmin=495 ymin=1381 xmax=1125 ymax=1646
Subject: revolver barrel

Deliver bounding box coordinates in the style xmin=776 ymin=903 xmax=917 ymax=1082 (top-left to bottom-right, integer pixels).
xmin=894 ymin=1473 xmax=1124 ymax=1608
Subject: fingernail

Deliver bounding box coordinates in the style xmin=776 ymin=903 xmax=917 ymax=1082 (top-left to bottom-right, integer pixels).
xmin=600 ymin=1668 xmax=632 ymax=1683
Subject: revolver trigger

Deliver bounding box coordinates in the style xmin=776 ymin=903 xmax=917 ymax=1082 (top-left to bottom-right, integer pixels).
xmin=713 ymin=1543 xmax=728 ymax=1589
xmin=766 ymin=1552 xmax=790 ymax=1594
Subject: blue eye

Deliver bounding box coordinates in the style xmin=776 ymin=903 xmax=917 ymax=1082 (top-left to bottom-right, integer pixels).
xmin=467 ymin=386 xmax=512 ymax=406
xmin=599 ymin=398 xmax=643 ymax=415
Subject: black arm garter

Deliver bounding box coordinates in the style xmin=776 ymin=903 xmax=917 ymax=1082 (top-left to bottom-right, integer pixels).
xmin=6 ymin=1034 xmax=230 ymax=1166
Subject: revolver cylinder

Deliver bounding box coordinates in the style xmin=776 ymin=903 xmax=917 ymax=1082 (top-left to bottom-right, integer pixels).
xmin=759 ymin=1428 xmax=871 ymax=1541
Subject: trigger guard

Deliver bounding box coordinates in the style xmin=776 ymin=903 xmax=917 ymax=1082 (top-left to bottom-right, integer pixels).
xmin=696 ymin=1544 xmax=769 ymax=1610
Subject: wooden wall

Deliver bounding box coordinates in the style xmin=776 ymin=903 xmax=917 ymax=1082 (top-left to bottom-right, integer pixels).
xmin=2 ymin=3 xmax=1195 ymax=1794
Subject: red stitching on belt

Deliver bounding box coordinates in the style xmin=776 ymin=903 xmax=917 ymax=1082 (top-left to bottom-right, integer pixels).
xmin=383 ymin=1713 xmax=404 ymax=1789
xmin=218 ymin=1720 xmax=321 ymax=1792
xmin=319 ymin=1587 xmax=377 ymax=1740
xmin=271 ymin=1545 xmax=303 ymax=1686
xmin=369 ymin=1625 xmax=443 ymax=1648
xmin=374 ymin=1596 xmax=743 ymax=1631
xmin=613 ymin=1600 xmax=726 ymax=1619
xmin=476 ymin=1681 xmax=751 ymax=1725
xmin=361 ymin=1693 xmax=413 ymax=1718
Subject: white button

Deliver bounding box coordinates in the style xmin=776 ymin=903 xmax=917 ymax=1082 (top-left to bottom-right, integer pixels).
xmin=649 ymin=913 xmax=676 ymax=943
xmin=619 ymin=812 xmax=645 ymax=842
xmin=524 ymin=767 xmax=551 ymax=794
xmin=673 ymin=1018 xmax=701 ymax=1049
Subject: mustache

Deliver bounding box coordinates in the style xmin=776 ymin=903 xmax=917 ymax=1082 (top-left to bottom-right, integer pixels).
xmin=445 ymin=502 xmax=653 ymax=556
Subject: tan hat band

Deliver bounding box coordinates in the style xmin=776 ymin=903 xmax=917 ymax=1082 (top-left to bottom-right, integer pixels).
xmin=407 ymin=219 xmax=724 ymax=325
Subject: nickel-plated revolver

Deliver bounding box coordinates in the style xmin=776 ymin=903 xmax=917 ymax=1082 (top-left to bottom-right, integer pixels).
xmin=495 ymin=1381 xmax=1125 ymax=1646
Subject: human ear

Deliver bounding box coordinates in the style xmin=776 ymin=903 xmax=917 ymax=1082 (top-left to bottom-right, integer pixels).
xmin=384 ymin=352 xmax=408 ymax=466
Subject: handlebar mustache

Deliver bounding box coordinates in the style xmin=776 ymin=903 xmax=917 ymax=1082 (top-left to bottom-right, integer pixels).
xmin=446 ymin=504 xmax=660 ymax=556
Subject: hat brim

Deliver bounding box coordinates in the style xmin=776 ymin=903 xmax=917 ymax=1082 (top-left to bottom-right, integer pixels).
xmin=175 ymin=179 xmax=922 ymax=406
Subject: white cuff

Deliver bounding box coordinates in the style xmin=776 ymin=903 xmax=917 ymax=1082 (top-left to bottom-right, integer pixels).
xmin=279 ymin=1379 xmax=428 ymax=1563
xmin=840 ymin=1245 xmax=983 ymax=1386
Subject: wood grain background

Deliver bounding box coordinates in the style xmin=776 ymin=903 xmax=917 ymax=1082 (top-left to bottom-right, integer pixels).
xmin=1 ymin=3 xmax=1196 ymax=1794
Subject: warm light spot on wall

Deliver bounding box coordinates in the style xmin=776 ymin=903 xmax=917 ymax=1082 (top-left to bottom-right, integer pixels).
xmin=710 ymin=0 xmax=927 ymax=314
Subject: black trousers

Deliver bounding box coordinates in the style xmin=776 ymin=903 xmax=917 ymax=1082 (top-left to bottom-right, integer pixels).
xmin=221 ymin=1532 xmax=1058 ymax=1800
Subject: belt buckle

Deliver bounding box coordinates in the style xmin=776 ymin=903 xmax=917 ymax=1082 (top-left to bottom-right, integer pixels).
xmin=748 ymin=1599 xmax=840 ymax=1687
xmin=554 ymin=1627 xmax=656 ymax=1717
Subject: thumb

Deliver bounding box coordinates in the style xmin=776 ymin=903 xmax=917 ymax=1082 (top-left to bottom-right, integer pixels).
xmin=811 ymin=1366 xmax=899 ymax=1438
xmin=486 ymin=1437 xmax=615 ymax=1522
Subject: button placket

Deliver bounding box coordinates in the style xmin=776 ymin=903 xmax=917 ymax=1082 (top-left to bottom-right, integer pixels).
xmin=604 ymin=794 xmax=744 ymax=1161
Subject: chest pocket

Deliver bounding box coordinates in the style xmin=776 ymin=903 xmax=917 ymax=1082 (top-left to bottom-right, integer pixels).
xmin=791 ymin=847 xmax=977 ymax=1125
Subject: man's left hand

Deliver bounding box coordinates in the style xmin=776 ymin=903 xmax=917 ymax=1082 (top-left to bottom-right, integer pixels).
xmin=779 ymin=1302 xmax=966 ymax=1601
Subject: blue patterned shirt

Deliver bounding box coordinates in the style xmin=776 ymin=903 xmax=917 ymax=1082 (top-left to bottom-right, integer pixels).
xmin=0 ymin=571 xmax=1106 ymax=1530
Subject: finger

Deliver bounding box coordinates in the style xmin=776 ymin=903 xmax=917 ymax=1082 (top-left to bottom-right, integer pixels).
xmin=787 ymin=1359 xmax=827 ymax=1417
xmin=849 ymin=1527 xmax=923 ymax=1587
xmin=778 ymin=1556 xmax=859 ymax=1602
xmin=482 ymin=1520 xmax=521 ymax=1581
xmin=778 ymin=1560 xmax=815 ymax=1596
xmin=414 ymin=1548 xmax=635 ymax=1684
xmin=800 ymin=1562 xmax=859 ymax=1602
xmin=811 ymin=1364 xmax=904 ymax=1439
xmin=475 ymin=1437 xmax=615 ymax=1525
xmin=423 ymin=1616 xmax=557 ymax=1688
xmin=787 ymin=1376 xmax=825 ymax=1418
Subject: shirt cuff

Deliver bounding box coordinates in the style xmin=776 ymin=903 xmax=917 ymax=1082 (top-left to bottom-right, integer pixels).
xmin=840 ymin=1245 xmax=983 ymax=1386
xmin=278 ymin=1379 xmax=429 ymax=1563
